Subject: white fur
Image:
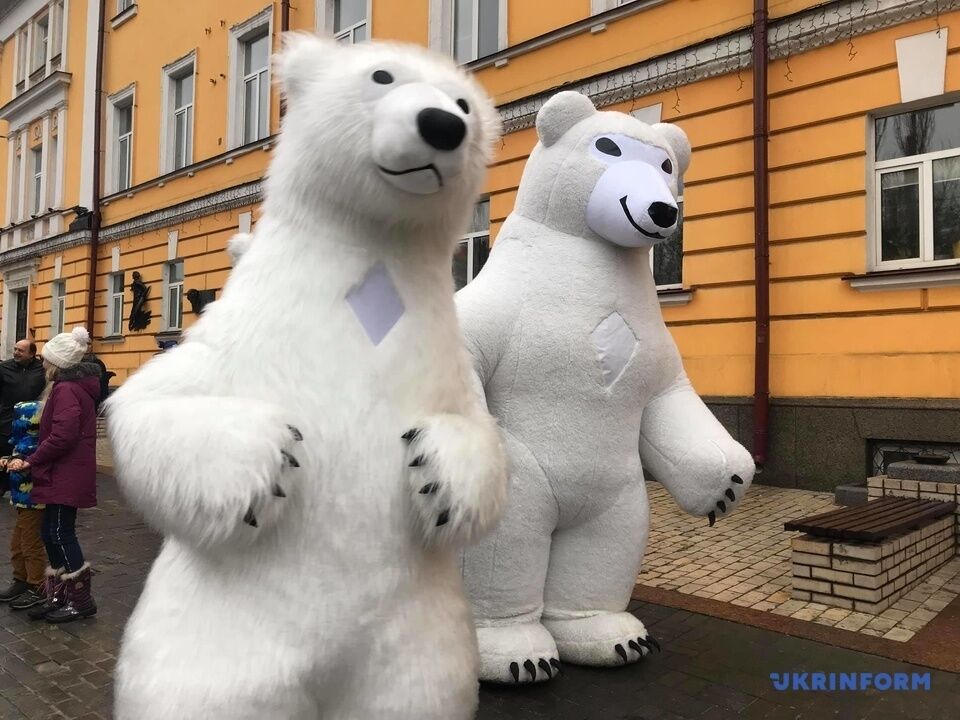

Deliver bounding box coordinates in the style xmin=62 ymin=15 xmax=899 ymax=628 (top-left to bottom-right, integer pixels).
xmin=109 ymin=35 xmax=506 ymax=719
xmin=458 ymin=92 xmax=755 ymax=682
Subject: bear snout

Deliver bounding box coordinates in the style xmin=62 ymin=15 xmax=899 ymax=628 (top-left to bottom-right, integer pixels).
xmin=648 ymin=202 xmax=678 ymax=229
xmin=417 ymin=108 xmax=467 ymax=151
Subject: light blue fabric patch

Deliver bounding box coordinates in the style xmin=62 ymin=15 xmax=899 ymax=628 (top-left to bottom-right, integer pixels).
xmin=347 ymin=262 xmax=405 ymax=345
xmin=591 ymin=311 xmax=638 ymax=388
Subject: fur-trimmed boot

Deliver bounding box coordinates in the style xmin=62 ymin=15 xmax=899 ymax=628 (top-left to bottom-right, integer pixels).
xmin=45 ymin=563 xmax=96 ymax=623
xmin=27 ymin=567 xmax=65 ymax=621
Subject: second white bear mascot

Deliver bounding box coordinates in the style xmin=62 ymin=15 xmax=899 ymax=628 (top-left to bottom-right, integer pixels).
xmin=457 ymin=91 xmax=756 ymax=683
xmin=108 ymin=36 xmax=507 ymax=719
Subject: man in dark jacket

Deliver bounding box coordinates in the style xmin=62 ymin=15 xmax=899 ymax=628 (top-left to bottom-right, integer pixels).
xmin=0 ymin=339 xmax=46 ymax=603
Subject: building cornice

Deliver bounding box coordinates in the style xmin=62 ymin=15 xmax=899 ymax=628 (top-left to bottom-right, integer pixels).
xmin=496 ymin=0 xmax=960 ymax=133
xmin=0 ymin=228 xmax=92 ymax=268
xmin=0 ymin=70 xmax=71 ymax=129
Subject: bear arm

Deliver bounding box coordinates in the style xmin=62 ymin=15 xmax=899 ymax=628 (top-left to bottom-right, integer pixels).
xmin=106 ymin=342 xmax=294 ymax=548
xmin=639 ymin=372 xmax=755 ymax=517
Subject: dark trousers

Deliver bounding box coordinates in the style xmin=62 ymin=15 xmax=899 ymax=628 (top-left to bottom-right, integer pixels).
xmin=41 ymin=505 xmax=85 ymax=573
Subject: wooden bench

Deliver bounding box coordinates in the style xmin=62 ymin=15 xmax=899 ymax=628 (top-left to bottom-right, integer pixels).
xmin=784 ymin=496 xmax=956 ymax=542
xmin=784 ymin=496 xmax=957 ymax=613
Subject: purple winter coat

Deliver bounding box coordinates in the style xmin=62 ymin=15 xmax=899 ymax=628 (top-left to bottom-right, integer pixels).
xmin=27 ymin=363 xmax=100 ymax=509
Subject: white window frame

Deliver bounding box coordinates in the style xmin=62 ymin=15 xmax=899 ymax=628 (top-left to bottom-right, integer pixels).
xmin=869 ymin=100 xmax=960 ymax=271
xmin=160 ymin=51 xmax=196 ymax=174
xmin=228 ymin=7 xmax=273 ymax=150
xmin=32 ymin=13 xmax=49 ymax=75
xmin=51 ymin=278 xmax=66 ymax=335
xmin=105 ymin=84 xmax=136 ymax=195
xmin=451 ymin=0 xmax=508 ymax=64
xmin=428 ymin=0 xmax=507 ymax=61
xmin=316 ymin=0 xmax=372 ymax=41
xmin=117 ymin=0 xmax=135 ymax=12
xmin=334 ymin=0 xmax=368 ymax=43
xmin=162 ymin=260 xmax=184 ymax=331
xmin=107 ymin=271 xmax=124 ymax=337
xmin=30 ymin=145 xmax=43 ymax=216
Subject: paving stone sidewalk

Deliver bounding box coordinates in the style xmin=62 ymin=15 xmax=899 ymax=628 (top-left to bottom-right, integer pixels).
xmin=0 ymin=476 xmax=958 ymax=719
xmin=640 ymin=482 xmax=960 ymax=642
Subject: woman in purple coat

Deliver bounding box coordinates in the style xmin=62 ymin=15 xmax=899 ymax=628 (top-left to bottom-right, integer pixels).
xmin=8 ymin=327 xmax=99 ymax=623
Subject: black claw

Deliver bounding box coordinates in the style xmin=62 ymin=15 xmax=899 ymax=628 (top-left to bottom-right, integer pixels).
xmin=419 ymin=482 xmax=440 ymax=494
xmin=725 ymin=488 xmax=736 ymax=501
xmin=243 ymin=508 xmax=258 ymax=528
xmin=538 ymin=658 xmax=552 ymax=678
xmin=615 ymin=643 xmax=628 ymax=663
xmin=629 ymin=640 xmax=643 ymax=656
xmin=282 ymin=450 xmax=300 ymax=468
xmin=409 ymin=455 xmax=426 ymax=467
xmin=731 ymin=474 xmax=744 ymax=484
xmin=402 ymin=428 xmax=421 ymax=442
xmin=708 ymin=511 xmax=716 ymax=527
xmin=272 ymin=484 xmax=286 ymax=498
xmin=649 ymin=636 xmax=661 ymax=652
xmin=509 ymin=661 xmax=520 ymax=683
xmin=637 ymin=637 xmax=653 ymax=653
xmin=436 ymin=509 xmax=450 ymax=527
xmin=523 ymin=659 xmax=537 ymax=681
xmin=716 ymin=500 xmax=726 ymax=513
xmin=550 ymin=658 xmax=561 ymax=673
xmin=288 ymin=425 xmax=303 ymax=441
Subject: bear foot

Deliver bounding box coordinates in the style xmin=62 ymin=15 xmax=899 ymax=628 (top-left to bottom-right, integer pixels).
xmin=543 ymin=612 xmax=660 ymax=667
xmin=477 ymin=623 xmax=560 ymax=684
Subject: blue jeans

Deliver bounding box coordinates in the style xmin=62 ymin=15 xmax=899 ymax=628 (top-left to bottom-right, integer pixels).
xmin=41 ymin=505 xmax=85 ymax=573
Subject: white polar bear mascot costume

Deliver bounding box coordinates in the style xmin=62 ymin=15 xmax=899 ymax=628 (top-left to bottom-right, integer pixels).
xmin=108 ymin=36 xmax=507 ymax=719
xmin=457 ymin=91 xmax=755 ymax=684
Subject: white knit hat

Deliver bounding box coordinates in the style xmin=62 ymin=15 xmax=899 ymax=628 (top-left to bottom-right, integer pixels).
xmin=42 ymin=326 xmax=90 ymax=369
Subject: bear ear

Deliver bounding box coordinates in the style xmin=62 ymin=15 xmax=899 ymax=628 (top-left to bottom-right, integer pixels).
xmin=276 ymin=32 xmax=335 ymax=103
xmin=536 ymin=91 xmax=596 ymax=147
xmin=651 ymin=122 xmax=691 ymax=175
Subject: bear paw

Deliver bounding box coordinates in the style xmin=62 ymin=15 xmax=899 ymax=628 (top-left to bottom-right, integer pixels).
xmin=476 ymin=623 xmax=560 ymax=684
xmin=543 ymin=612 xmax=660 ymax=668
xmin=239 ymin=424 xmax=304 ymax=532
xmin=402 ymin=414 xmax=507 ymax=547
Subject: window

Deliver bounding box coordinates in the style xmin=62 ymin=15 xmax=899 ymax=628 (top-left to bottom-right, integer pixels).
xmin=31 ymin=147 xmax=43 ymax=216
xmin=107 ymin=272 xmax=124 ymax=337
xmin=163 ymin=57 xmax=195 ymax=172
xmin=51 ymin=280 xmax=65 ymax=335
xmin=652 ymin=183 xmax=683 ymax=287
xmin=454 ymin=0 xmax=500 ymax=63
xmin=453 ymin=198 xmax=490 ymax=290
xmin=114 ymin=100 xmax=133 ymax=192
xmin=15 ymin=30 xmax=28 ymax=92
xmin=242 ymin=33 xmax=270 ymax=144
xmin=164 ymin=261 xmax=184 ymax=330
xmin=33 ymin=15 xmax=49 ymax=72
xmin=118 ymin=0 xmax=135 ymax=12
xmin=10 ymin=149 xmax=22 ymax=222
xmin=334 ymin=0 xmax=367 ymax=43
xmin=873 ymin=100 xmax=960 ymax=269
xmin=14 ymin=290 xmax=28 ymax=343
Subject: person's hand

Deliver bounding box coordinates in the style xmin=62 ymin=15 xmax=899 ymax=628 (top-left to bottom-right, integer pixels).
xmin=0 ymin=457 xmax=8 ymax=471
xmin=7 ymin=459 xmax=28 ymax=473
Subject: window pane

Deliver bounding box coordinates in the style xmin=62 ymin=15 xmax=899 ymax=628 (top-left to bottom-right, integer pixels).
xmin=353 ymin=22 xmax=367 ymax=43
xmin=170 ymin=262 xmax=184 ymax=283
xmin=56 ymin=299 xmax=64 ymax=334
xmin=112 ymin=273 xmax=124 ymax=293
xmin=452 ymin=241 xmax=469 ymax=290
xmin=111 ymin=296 xmax=122 ymax=334
xmin=478 ymin=0 xmax=499 ymax=59
xmin=118 ymin=104 xmax=131 ymax=135
xmin=879 ymin=169 xmax=921 ymax=262
xmin=933 ymin=156 xmax=960 ymax=261
xmin=33 ymin=149 xmax=43 ymax=174
xmin=654 ymin=205 xmax=683 ymax=286
xmin=259 ymin=71 xmax=269 ymax=138
xmin=471 ymin=235 xmax=490 ymax=280
xmin=175 ymin=72 xmax=193 ymax=109
xmin=244 ymin=77 xmax=258 ymax=142
xmin=334 ymin=0 xmax=366 ymax=32
xmin=454 ymin=0 xmax=473 ymax=63
xmin=174 ymin=111 xmax=186 ymax=169
xmin=244 ymin=34 xmax=269 ymax=75
xmin=118 ymin=137 xmax=130 ymax=190
xmin=875 ymin=102 xmax=960 ymax=162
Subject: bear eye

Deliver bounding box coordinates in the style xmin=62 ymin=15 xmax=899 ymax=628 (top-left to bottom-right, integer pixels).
xmin=661 ymin=158 xmax=673 ymax=174
xmin=595 ymin=137 xmax=621 ymax=157
xmin=372 ymin=70 xmax=394 ymax=85
xmin=456 ymin=98 xmax=470 ymax=114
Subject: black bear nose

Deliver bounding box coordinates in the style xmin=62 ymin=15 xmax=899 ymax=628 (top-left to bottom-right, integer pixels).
xmin=648 ymin=202 xmax=678 ymax=228
xmin=417 ymin=108 xmax=466 ymax=151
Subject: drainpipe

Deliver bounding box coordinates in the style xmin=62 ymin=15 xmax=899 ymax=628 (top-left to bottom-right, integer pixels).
xmin=281 ymin=0 xmax=290 ymax=31
xmin=85 ymin=0 xmax=106 ymax=335
xmin=752 ymin=0 xmax=770 ymax=468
